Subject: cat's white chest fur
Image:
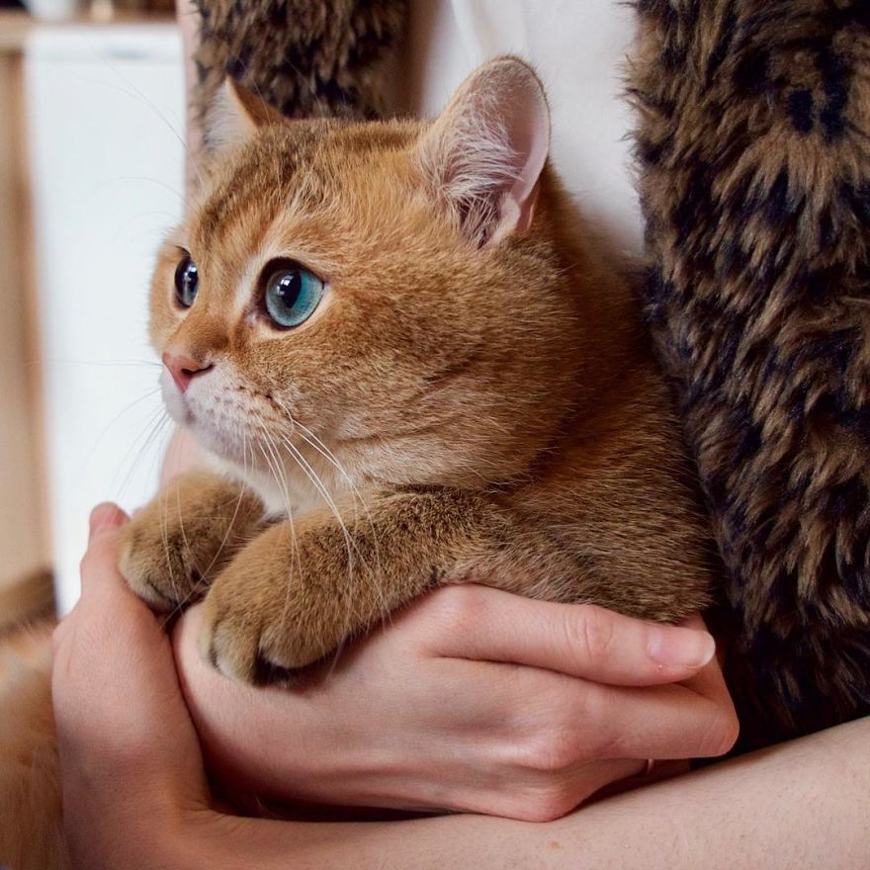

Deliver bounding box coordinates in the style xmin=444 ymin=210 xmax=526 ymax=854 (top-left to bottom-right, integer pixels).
xmin=208 ymin=449 xmax=347 ymax=519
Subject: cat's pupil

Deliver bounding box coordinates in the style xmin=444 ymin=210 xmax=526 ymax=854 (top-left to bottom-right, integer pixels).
xmin=174 ymin=256 xmax=198 ymax=308
xmin=273 ymin=271 xmax=301 ymax=308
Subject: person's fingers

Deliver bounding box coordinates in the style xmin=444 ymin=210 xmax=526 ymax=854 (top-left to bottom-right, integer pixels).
xmin=417 ymin=585 xmax=716 ymax=686
xmin=55 ymin=503 xmax=129 ymax=672
xmin=63 ymin=501 xmax=165 ymax=686
xmin=582 ymin=678 xmax=738 ymax=759
xmin=54 ymin=505 xmax=209 ymax=802
xmin=89 ymin=502 xmax=128 ymax=537
xmin=495 ymin=662 xmax=738 ymax=765
xmin=52 ymin=602 xmax=78 ymax=654
xmin=77 ymin=503 xmax=132 ymax=606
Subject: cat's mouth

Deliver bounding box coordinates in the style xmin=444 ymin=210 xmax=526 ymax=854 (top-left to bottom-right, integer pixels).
xmin=160 ymin=363 xmax=297 ymax=467
xmin=160 ymin=366 xmax=193 ymax=426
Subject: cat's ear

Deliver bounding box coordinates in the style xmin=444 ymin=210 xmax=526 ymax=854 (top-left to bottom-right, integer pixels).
xmin=205 ymin=78 xmax=285 ymax=152
xmin=415 ymin=57 xmax=550 ymax=246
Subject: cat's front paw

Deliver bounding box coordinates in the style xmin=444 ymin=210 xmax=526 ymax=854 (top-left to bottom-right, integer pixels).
xmin=199 ymin=574 xmax=345 ymax=685
xmin=118 ymin=471 xmax=265 ymax=611
xmin=198 ymin=519 xmax=352 ymax=684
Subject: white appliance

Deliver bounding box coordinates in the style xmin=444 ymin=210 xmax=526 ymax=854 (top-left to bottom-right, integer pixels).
xmin=25 ymin=25 xmax=185 ymax=614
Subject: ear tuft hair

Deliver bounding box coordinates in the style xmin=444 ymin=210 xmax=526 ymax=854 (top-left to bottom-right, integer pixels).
xmin=205 ymin=78 xmax=286 ymax=153
xmin=415 ymin=57 xmax=551 ymax=247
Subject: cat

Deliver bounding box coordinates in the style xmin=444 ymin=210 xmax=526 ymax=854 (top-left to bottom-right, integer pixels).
xmin=118 ymin=56 xmax=713 ymax=685
xmin=0 ymin=57 xmax=714 ymax=869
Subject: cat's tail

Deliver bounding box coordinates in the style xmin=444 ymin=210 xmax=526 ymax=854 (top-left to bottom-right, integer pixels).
xmin=0 ymin=621 xmax=68 ymax=870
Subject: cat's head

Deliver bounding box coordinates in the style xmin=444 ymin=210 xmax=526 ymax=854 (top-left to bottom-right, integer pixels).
xmin=150 ymin=57 xmax=592 ymax=505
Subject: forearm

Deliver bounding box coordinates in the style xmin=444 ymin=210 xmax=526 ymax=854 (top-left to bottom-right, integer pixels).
xmin=194 ymin=717 xmax=870 ymax=870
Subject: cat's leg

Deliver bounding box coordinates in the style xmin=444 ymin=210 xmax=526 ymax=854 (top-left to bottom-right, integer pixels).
xmin=118 ymin=470 xmax=266 ymax=611
xmin=199 ymin=487 xmax=580 ymax=683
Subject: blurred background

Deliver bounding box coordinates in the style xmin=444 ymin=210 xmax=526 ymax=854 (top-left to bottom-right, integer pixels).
xmin=0 ymin=0 xmax=183 ymax=628
xmin=0 ymin=0 xmax=639 ymax=623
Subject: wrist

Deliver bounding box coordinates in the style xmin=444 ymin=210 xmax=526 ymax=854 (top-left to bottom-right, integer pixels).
xmin=63 ymin=785 xmax=218 ymax=870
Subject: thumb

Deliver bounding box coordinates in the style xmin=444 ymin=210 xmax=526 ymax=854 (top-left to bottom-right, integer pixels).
xmin=424 ymin=586 xmax=715 ymax=687
xmin=89 ymin=502 xmax=129 ymax=540
xmin=79 ymin=502 xmax=131 ymax=604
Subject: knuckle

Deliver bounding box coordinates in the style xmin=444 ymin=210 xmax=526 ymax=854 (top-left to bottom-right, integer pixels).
xmin=520 ymin=725 xmax=580 ymax=773
xmin=568 ymin=605 xmax=617 ymax=668
xmin=696 ymin=705 xmax=741 ymax=756
xmin=79 ymin=547 xmax=98 ymax=577
xmin=587 ymin=723 xmax=623 ymax=761
xmin=424 ymin=584 xmax=486 ymax=633
xmin=524 ymin=786 xmax=578 ymax=822
xmin=80 ymin=536 xmax=117 ymax=576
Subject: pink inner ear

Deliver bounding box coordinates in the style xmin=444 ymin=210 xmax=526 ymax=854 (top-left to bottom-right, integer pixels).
xmin=417 ymin=59 xmax=552 ymax=247
xmin=513 ymin=181 xmax=542 ymax=234
xmin=489 ymin=76 xmax=551 ymax=245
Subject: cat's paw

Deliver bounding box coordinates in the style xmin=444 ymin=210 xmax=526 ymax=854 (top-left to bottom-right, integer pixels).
xmin=198 ymin=520 xmax=349 ymax=684
xmin=199 ymin=583 xmax=334 ymax=685
xmin=198 ymin=573 xmax=342 ymax=685
xmin=118 ymin=471 xmax=265 ymax=611
xmin=118 ymin=505 xmax=205 ymax=611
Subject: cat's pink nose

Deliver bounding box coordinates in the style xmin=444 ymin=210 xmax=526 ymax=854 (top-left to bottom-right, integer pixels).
xmin=162 ymin=350 xmax=213 ymax=393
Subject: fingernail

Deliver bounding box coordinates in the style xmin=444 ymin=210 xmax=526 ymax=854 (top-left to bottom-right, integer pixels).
xmin=647 ymin=626 xmax=716 ymax=669
xmin=89 ymin=502 xmax=123 ymax=538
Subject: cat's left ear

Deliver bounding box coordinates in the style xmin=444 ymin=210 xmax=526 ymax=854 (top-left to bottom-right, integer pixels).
xmin=415 ymin=57 xmax=550 ymax=246
xmin=205 ymin=78 xmax=285 ymax=153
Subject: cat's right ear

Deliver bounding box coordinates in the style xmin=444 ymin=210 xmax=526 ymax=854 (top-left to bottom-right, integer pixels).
xmin=415 ymin=57 xmax=551 ymax=247
xmin=205 ymin=78 xmax=285 ymax=153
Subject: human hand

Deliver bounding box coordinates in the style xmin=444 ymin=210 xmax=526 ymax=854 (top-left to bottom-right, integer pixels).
xmin=175 ymin=584 xmax=738 ymax=821
xmin=51 ymin=504 xmax=216 ymax=869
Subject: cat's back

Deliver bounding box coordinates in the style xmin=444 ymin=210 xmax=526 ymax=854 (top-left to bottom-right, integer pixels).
xmin=494 ymin=218 xmax=716 ymax=620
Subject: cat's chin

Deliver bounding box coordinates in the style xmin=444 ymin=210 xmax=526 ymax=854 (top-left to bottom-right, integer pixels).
xmin=185 ymin=420 xmax=249 ymax=467
xmin=161 ymin=376 xmax=243 ymax=463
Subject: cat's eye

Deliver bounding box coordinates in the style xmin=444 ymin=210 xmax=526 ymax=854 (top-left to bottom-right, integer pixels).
xmin=262 ymin=261 xmax=324 ymax=329
xmin=174 ymin=255 xmax=199 ymax=308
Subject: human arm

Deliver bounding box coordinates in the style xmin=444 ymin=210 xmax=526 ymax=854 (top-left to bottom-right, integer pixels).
xmin=199 ymin=715 xmax=870 ymax=870
xmin=53 ymin=505 xmax=870 ymax=869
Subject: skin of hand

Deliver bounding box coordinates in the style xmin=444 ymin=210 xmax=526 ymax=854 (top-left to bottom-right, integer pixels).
xmin=54 ymin=504 xmax=736 ymax=870
xmin=175 ymin=586 xmax=736 ymax=820
xmin=51 ymin=505 xmax=870 ymax=870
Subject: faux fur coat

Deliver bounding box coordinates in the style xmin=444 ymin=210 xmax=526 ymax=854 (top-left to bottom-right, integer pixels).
xmin=631 ymin=0 xmax=870 ymax=750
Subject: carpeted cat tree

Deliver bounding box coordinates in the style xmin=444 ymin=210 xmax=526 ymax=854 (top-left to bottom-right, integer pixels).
xmin=194 ymin=0 xmax=870 ymax=751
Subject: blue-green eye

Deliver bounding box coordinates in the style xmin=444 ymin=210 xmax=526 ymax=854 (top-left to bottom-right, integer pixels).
xmin=174 ymin=255 xmax=198 ymax=308
xmin=263 ymin=261 xmax=324 ymax=329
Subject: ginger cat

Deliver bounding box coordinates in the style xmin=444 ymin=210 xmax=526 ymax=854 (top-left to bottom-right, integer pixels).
xmin=119 ymin=57 xmax=712 ymax=685
xmin=0 ymin=58 xmax=713 ymax=870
